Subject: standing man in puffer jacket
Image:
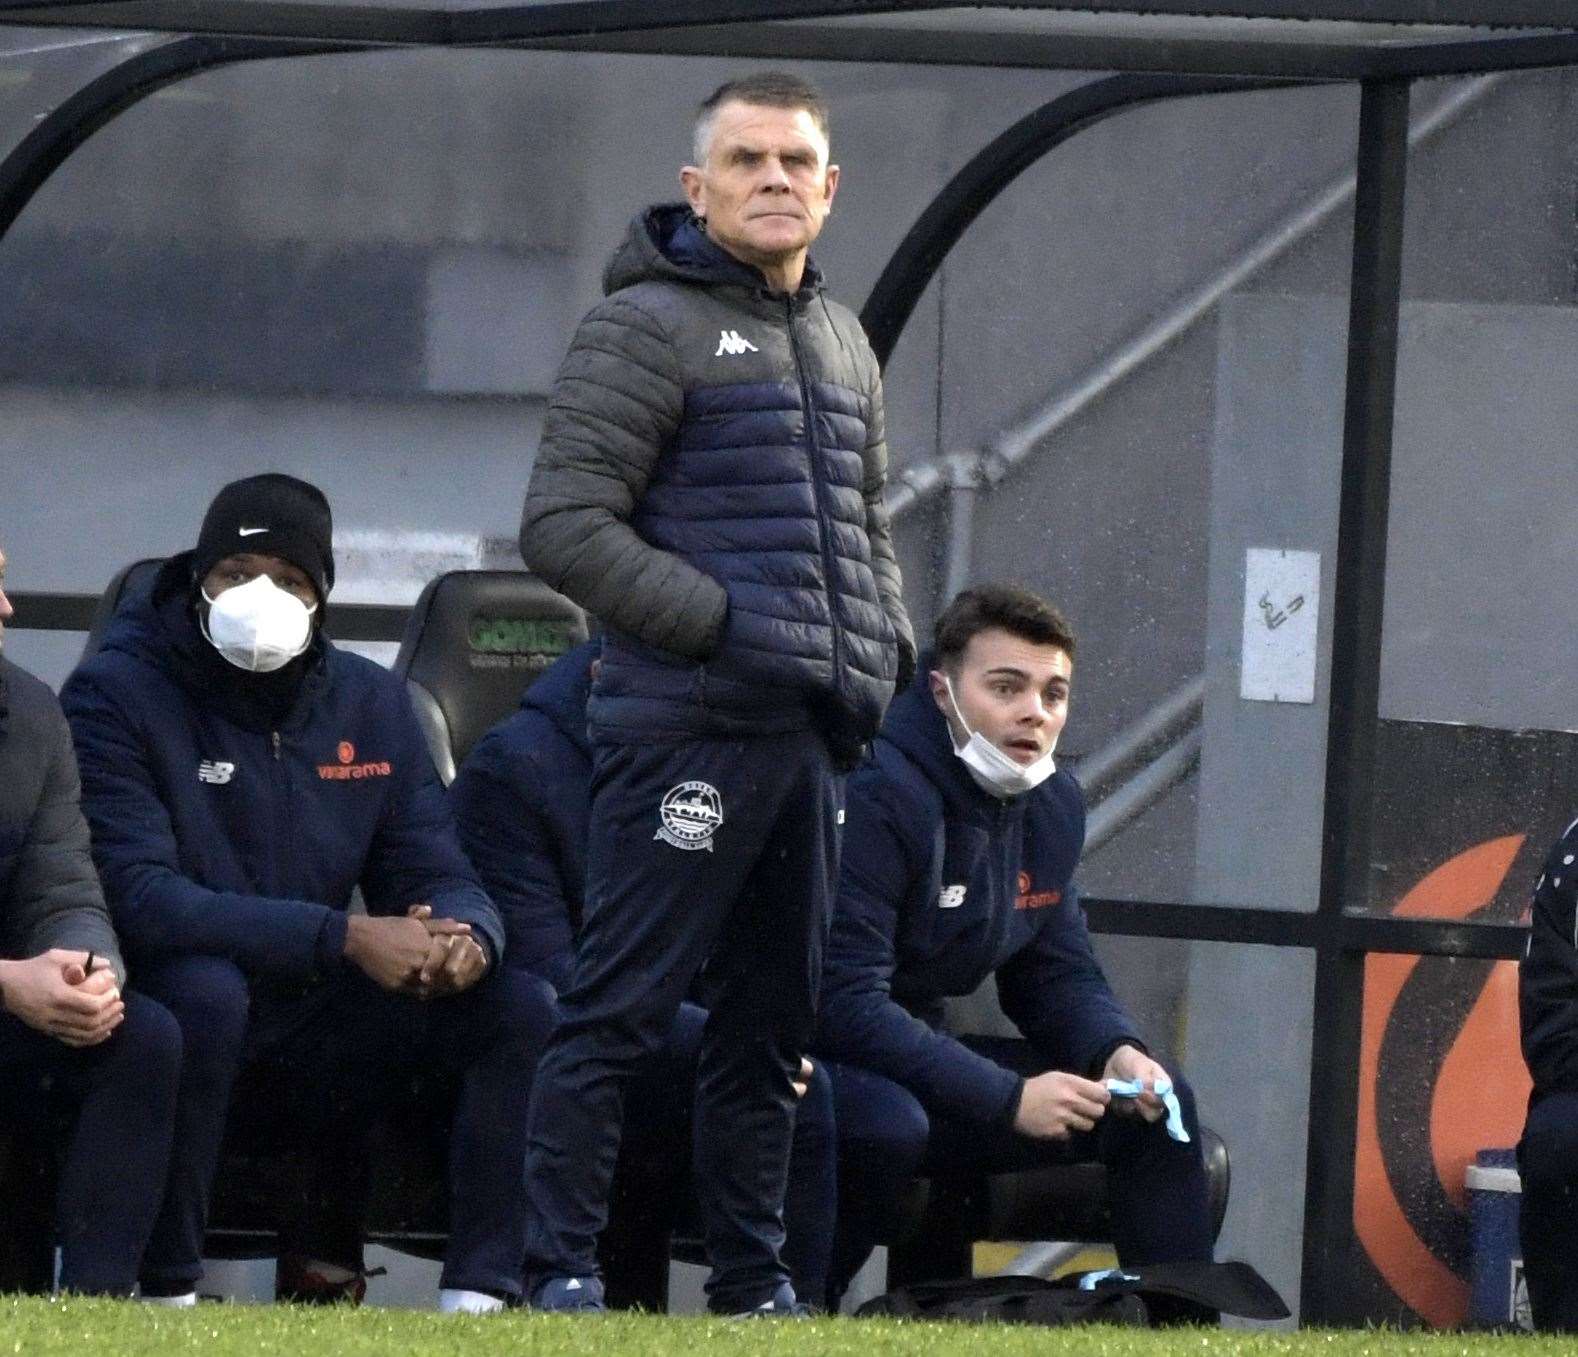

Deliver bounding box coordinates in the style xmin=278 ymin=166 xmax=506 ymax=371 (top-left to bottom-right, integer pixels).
xmin=517 ymin=71 xmax=914 ymax=1315
xmin=61 ymin=474 xmax=555 ymax=1313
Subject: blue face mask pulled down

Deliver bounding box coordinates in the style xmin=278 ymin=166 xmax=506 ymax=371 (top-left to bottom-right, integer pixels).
xmin=1104 ymin=1076 xmax=1190 ymax=1143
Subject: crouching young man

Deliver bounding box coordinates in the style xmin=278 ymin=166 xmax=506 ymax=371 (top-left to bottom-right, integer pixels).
xmin=61 ymin=474 xmax=554 ymax=1311
xmin=812 ymin=584 xmax=1214 ymax=1316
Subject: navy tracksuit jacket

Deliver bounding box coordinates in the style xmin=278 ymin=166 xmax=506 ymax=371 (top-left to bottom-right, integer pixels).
xmin=61 ymin=559 xmax=504 ymax=982
xmin=1518 ymin=815 xmax=1578 ymax=1330
xmin=815 ymin=665 xmax=1141 ymax=1120
xmin=61 ymin=557 xmax=552 ymax=1296
xmin=451 ymin=641 xmax=836 ymax=1305
xmin=812 ymin=663 xmax=1211 ymax=1291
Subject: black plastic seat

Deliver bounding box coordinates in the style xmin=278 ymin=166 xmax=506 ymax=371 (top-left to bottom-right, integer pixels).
xmin=392 ymin=569 xmax=587 ymax=784
xmin=80 ymin=557 xmax=164 ymax=661
xmin=884 ymin=1124 xmax=1231 ymax=1290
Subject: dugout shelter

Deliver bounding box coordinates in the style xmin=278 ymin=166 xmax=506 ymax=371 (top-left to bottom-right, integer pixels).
xmin=3 ymin=0 xmax=1577 ymax=1326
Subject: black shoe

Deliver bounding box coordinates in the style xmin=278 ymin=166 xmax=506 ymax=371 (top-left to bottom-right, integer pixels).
xmin=274 ymin=1255 xmax=384 ymax=1305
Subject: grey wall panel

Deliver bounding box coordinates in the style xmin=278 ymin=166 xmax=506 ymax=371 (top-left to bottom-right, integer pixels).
xmin=0 ymin=384 xmax=544 ymax=591
xmin=1383 ymin=303 xmax=1578 ymax=734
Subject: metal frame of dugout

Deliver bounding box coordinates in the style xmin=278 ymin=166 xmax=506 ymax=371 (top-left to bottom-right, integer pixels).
xmin=2 ymin=0 xmax=1575 ymax=1326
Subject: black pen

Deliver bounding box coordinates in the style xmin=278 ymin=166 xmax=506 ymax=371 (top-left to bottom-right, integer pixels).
xmin=82 ymin=952 xmax=96 ymax=977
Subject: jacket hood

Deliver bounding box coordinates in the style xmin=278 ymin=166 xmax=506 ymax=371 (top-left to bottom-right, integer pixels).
xmin=521 ymin=638 xmax=598 ymax=757
xmin=93 ymin=551 xmax=326 ymax=732
xmin=878 ymin=651 xmax=1008 ymax=817
xmin=603 ymin=202 xmax=824 ymax=299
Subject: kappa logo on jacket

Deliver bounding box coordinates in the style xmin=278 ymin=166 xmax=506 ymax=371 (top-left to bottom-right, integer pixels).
xmin=938 ymin=884 xmax=967 ymax=909
xmin=197 ymin=760 xmax=235 ymax=785
xmin=714 ymin=329 xmax=759 ymax=357
xmin=656 ymin=781 xmax=723 ymax=851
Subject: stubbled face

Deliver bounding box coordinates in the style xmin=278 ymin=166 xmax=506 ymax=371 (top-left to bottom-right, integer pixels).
xmin=0 ymin=547 xmax=12 ymax=651
xmin=930 ymin=627 xmax=1072 ymax=768
xmin=200 ymin=553 xmax=318 ymax=610
xmin=680 ymin=100 xmax=838 ymax=290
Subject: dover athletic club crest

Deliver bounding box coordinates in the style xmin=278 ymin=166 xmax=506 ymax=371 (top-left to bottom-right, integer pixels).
xmin=657 ymin=781 xmax=724 ymax=852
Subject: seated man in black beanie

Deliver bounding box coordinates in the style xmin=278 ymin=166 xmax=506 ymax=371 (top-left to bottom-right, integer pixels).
xmin=61 ymin=473 xmax=554 ymax=1311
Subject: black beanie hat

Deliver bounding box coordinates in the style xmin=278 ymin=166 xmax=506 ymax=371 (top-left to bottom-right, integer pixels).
xmin=192 ymin=473 xmax=334 ymax=601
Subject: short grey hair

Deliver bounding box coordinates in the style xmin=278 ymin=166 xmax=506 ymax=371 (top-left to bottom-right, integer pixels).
xmin=691 ymin=71 xmax=831 ymax=165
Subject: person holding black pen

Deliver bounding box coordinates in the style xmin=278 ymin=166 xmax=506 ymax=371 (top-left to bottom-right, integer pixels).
xmin=0 ymin=535 xmax=182 ymax=1296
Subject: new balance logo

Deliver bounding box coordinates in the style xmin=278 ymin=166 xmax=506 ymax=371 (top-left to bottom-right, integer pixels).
xmin=198 ymin=760 xmax=235 ymax=785
xmin=714 ymin=329 xmax=758 ymax=356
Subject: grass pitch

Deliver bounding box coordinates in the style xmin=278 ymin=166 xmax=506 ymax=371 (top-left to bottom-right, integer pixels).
xmin=2 ymin=1297 xmax=1569 ymax=1357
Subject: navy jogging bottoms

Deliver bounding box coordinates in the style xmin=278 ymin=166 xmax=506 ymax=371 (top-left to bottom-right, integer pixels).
xmin=520 ymin=731 xmax=842 ymax=1313
xmin=0 ymin=993 xmax=180 ymax=1294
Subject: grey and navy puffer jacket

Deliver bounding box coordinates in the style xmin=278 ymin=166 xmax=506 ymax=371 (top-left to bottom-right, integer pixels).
xmin=0 ymin=657 xmax=125 ymax=986
xmin=520 ymin=204 xmax=914 ymax=754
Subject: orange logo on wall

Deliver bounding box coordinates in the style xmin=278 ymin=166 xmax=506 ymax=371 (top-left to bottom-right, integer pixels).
xmin=1015 ymin=870 xmax=1061 ymax=911
xmin=1355 ymin=835 xmax=1531 ymax=1327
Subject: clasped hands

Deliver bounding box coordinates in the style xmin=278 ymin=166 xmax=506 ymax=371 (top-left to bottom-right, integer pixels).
xmin=0 ymin=950 xmax=123 ymax=1047
xmin=343 ymin=904 xmax=488 ymax=999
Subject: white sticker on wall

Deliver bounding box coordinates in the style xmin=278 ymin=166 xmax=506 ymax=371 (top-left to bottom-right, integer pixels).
xmin=1240 ymin=548 xmax=1320 ymax=704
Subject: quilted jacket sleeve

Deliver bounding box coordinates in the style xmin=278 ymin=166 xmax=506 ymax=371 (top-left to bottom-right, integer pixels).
xmin=11 ymin=686 xmax=125 ymax=986
xmin=520 ymin=294 xmax=729 ymax=660
xmin=858 ymin=349 xmax=916 ymax=684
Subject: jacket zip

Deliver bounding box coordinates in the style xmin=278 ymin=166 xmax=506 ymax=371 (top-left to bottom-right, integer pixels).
xmin=785 ymin=294 xmax=846 ymax=695
xmin=270 ymin=728 xmax=290 ymax=903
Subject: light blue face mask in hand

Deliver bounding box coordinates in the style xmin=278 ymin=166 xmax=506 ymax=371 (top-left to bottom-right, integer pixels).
xmin=1104 ymin=1076 xmax=1190 ymax=1143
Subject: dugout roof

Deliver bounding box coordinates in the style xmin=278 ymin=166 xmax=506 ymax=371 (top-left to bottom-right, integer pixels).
xmin=1 ymin=1 xmax=1578 ymax=78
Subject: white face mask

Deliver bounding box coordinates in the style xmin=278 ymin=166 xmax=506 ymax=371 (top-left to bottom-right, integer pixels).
xmin=200 ymin=574 xmax=316 ymax=673
xmin=942 ymin=674 xmax=1058 ymax=798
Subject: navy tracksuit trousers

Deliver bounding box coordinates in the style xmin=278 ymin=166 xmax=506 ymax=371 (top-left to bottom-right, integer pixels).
xmin=1519 ymin=1092 xmax=1578 ymax=1330
xmin=0 ymin=992 xmax=181 ymax=1294
xmin=131 ymin=956 xmax=554 ymax=1298
xmin=826 ymin=1037 xmax=1213 ymax=1304
xmin=521 ymin=732 xmax=841 ymax=1313
xmin=604 ymin=999 xmax=837 ymax=1308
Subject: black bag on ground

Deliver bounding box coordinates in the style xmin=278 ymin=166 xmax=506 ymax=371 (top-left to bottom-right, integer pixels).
xmin=855 ymin=1274 xmax=1148 ymax=1325
xmin=855 ymin=1260 xmax=1289 ymax=1326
